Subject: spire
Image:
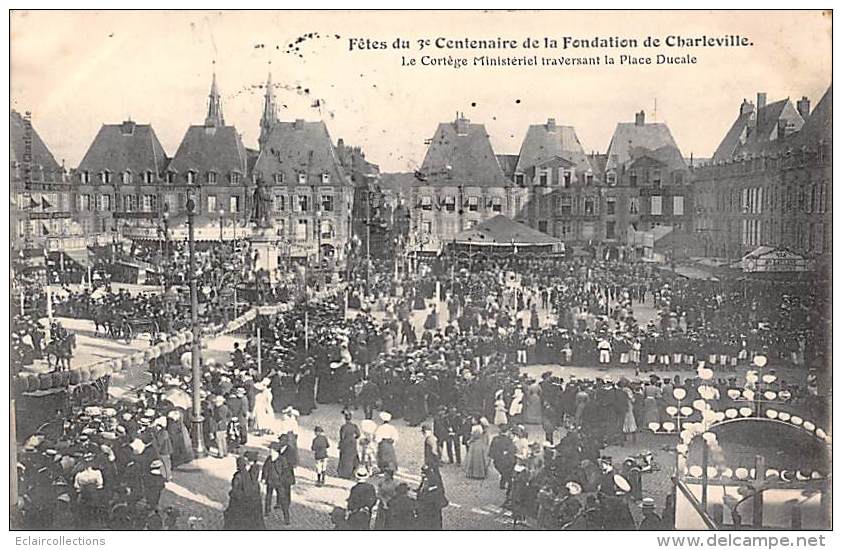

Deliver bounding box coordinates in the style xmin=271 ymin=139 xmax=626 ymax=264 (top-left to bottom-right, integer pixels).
xmin=205 ymin=63 xmax=225 ymax=127
xmin=259 ymin=63 xmax=278 ymax=149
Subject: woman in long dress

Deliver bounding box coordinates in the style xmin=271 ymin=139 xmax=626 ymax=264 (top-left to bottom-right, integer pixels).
xmin=464 ymin=423 xmax=489 ymax=480
xmin=252 ymin=382 xmax=275 ymax=435
xmin=621 ymin=385 xmax=638 ymax=442
xmin=493 ymin=391 xmax=508 ymax=427
xmin=338 ymin=413 xmax=361 ymax=479
xmin=523 ymin=380 xmax=543 ymax=424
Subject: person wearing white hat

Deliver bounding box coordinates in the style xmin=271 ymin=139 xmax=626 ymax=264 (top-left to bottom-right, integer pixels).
xmin=346 ymin=466 xmax=377 ymax=530
xmin=252 ymin=381 xmax=275 ymax=435
xmin=375 ymin=412 xmax=399 ymax=473
xmin=638 ymin=497 xmax=663 ymax=530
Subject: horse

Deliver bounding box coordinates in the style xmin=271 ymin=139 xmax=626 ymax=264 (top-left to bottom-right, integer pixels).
xmin=46 ymin=333 xmax=75 ymax=372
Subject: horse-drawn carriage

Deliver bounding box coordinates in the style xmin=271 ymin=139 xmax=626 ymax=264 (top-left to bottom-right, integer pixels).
xmin=92 ymin=308 xmax=161 ymax=342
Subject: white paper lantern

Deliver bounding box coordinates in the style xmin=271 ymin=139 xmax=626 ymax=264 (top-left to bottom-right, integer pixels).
xmin=739 ymin=407 xmax=753 ymax=417
xmin=693 ymin=399 xmax=707 ymax=411
xmin=715 ymin=412 xmax=726 ymax=422
xmin=766 ymin=469 xmax=780 ymax=478
xmin=727 ymin=389 xmax=741 ymax=399
xmin=663 ymin=422 xmax=676 ymax=433
xmin=666 ymin=406 xmax=678 ymax=416
xmin=676 ymin=443 xmax=689 ymax=454
xmin=702 ymin=432 xmax=717 ymax=443
xmin=673 ymin=388 xmax=687 ymax=400
xmin=707 ymin=466 xmax=719 ymax=478
xmin=680 ymin=406 xmax=694 ymax=417
xmin=725 ymin=408 xmax=738 ymax=419
xmin=815 ymin=428 xmax=826 ymax=439
xmin=778 ymin=412 xmax=791 ymax=421
xmin=803 ymin=421 xmax=815 ymax=432
xmin=689 ymin=465 xmax=703 ymax=478
xmin=746 ymin=372 xmax=759 ymax=384
xmin=766 ymin=409 xmax=779 ymax=419
xmin=790 ymin=416 xmax=803 ymax=426
xmin=699 ymin=368 xmax=714 ymax=381
xmin=743 ymin=389 xmax=755 ymax=401
xmin=764 ymin=391 xmax=777 ymax=400
xmin=648 ymin=422 xmax=660 ymax=432
xmin=762 ymin=374 xmax=776 ymax=384
xmin=721 ymin=468 xmax=733 ymax=478
xmin=735 ymin=467 xmax=749 ymax=480
xmin=753 ymin=355 xmax=767 ymax=367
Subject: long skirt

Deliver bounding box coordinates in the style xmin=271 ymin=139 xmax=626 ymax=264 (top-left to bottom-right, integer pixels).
xmin=338 ymin=444 xmax=359 ymax=479
xmin=377 ymin=439 xmax=398 ymax=472
xmin=464 ymin=441 xmax=489 ymax=480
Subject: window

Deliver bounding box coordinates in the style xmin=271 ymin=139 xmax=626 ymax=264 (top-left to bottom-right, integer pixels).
xmin=651 ymin=196 xmax=663 ymax=216
xmin=165 ymin=172 xmax=175 ymax=184
xmin=491 ymin=197 xmax=502 ymax=213
xmin=585 ymin=173 xmax=594 ymax=186
xmin=606 ymin=221 xmax=616 ymax=239
xmin=298 ymin=195 xmax=310 ymax=212
xmin=296 ymin=219 xmax=309 ymax=241
xmin=122 ymin=195 xmax=136 ymax=212
xmin=421 ymin=221 xmax=432 ymax=234
xmin=298 ymin=172 xmax=307 ymax=184
xmin=606 ymin=172 xmax=616 ymax=186
xmin=468 ymin=196 xmax=479 ymax=212
xmin=80 ymin=171 xmax=90 ymax=184
xmin=230 ymin=172 xmax=241 ymax=184
xmin=321 ymin=195 xmax=334 ymax=212
xmin=606 ymin=198 xmax=616 ymax=216
xmin=673 ymin=172 xmax=684 ymax=185
xmin=420 ymin=195 xmax=432 ymax=211
xmin=230 ymin=196 xmax=240 ymax=213
xmin=629 ymin=197 xmax=640 ymax=215
xmin=274 ymin=195 xmax=285 ymax=212
xmin=207 ymin=171 xmax=217 ymax=184
xmin=321 ymin=172 xmax=331 ymax=184
xmin=673 ymin=196 xmax=685 ymax=216
xmin=274 ymin=173 xmax=284 ymax=184
xmin=320 ymin=220 xmax=334 ymax=239
xmin=143 ymin=171 xmax=155 ymax=184
xmin=652 ymin=169 xmax=661 ymax=187
xmin=629 ymin=170 xmax=638 ymax=187
xmin=538 ymin=220 xmax=548 ymax=233
xmin=121 ymin=171 xmax=132 ymax=184
xmin=443 ymin=196 xmax=455 ymax=212
xmin=583 ymin=197 xmax=595 ymax=216
xmin=76 ymin=194 xmax=90 ymax=211
xmin=514 ymin=173 xmax=525 ymax=186
xmin=207 ymin=195 xmax=217 ymax=212
xmin=142 ymin=194 xmax=156 ymax=212
xmin=560 ymin=221 xmax=572 ymax=238
xmin=560 ymin=196 xmax=572 ymax=216
xmin=539 ymin=170 xmax=549 ymax=186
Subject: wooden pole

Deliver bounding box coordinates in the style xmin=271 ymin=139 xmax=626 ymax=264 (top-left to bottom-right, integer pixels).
xmin=701 ymin=442 xmax=709 ymax=511
xmin=752 ymin=455 xmax=765 ymax=528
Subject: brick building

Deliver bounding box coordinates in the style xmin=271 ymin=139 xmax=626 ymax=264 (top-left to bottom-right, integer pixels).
xmin=693 ymin=87 xmax=831 ymax=259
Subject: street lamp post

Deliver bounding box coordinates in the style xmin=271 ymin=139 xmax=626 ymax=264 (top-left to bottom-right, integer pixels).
xmin=186 ymin=192 xmax=206 ymax=457
xmin=219 ymin=208 xmax=224 ymax=242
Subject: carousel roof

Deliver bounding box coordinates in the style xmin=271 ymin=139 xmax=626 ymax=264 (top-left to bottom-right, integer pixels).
xmin=451 ymin=215 xmax=563 ymax=249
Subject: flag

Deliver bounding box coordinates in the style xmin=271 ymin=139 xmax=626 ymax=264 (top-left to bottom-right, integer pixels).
xmin=41 ymin=196 xmax=52 ymax=209
xmin=28 ymin=197 xmax=38 ymax=208
xmin=42 ymin=223 xmax=50 ymax=235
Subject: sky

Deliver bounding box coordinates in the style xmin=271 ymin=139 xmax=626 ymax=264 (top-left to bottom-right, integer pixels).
xmin=10 ymin=10 xmax=832 ymax=173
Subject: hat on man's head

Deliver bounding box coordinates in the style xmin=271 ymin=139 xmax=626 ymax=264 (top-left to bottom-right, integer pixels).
xmin=379 ymin=411 xmax=392 ymax=422
xmin=641 ymin=497 xmax=656 ymax=509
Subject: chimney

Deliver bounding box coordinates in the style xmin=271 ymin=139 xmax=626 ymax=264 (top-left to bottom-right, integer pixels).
xmin=635 ymin=110 xmax=645 ymax=126
xmin=120 ymin=120 xmax=136 ymax=135
xmin=546 ymin=118 xmax=557 ymax=132
xmin=797 ymin=96 xmax=811 ymax=119
xmin=455 ymin=115 xmax=470 ymax=135
xmin=739 ymin=99 xmax=755 ymax=116
xmin=777 ymin=119 xmax=787 ymax=140
xmin=294 ymin=118 xmax=304 ymax=130
xmin=337 ymin=138 xmax=344 ymax=150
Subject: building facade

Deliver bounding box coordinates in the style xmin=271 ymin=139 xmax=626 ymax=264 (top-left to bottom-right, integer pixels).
xmin=410 ymin=115 xmax=526 ymax=251
xmin=693 ymin=87 xmax=831 ymax=259
xmin=11 ymin=111 xmax=73 ymax=253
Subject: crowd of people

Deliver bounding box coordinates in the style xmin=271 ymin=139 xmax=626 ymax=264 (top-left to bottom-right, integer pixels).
xmin=12 ymin=243 xmax=830 ymax=531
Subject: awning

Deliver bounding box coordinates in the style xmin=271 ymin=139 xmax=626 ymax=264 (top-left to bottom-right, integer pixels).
xmin=60 ymin=248 xmax=92 ymax=269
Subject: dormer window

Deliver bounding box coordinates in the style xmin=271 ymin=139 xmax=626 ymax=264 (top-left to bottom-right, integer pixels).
xmin=539 ymin=170 xmax=549 ymax=186
xmin=321 ymin=172 xmax=331 ymax=184
xmin=207 ymin=171 xmax=217 ymax=184
xmin=563 ymin=170 xmax=572 ymax=188
xmin=629 ymin=169 xmax=638 ymax=187
xmin=121 ymin=170 xmax=132 ymax=184
xmin=100 ymin=170 xmax=112 ymax=184
xmin=186 ymin=171 xmax=197 ymax=184
xmin=514 ymin=173 xmax=525 ymax=186
xmin=585 ymin=172 xmax=594 ymax=186
xmin=143 ymin=171 xmax=155 ymax=184
xmin=652 ymin=169 xmax=662 ymax=187
xmin=80 ymin=171 xmax=90 ymax=184
xmin=274 ymin=173 xmax=284 ymax=184
xmin=298 ymin=172 xmax=307 ymax=184
xmin=606 ymin=172 xmax=616 ymax=186
xmin=230 ymin=172 xmax=241 ymax=184
xmin=165 ymin=172 xmax=175 ymax=184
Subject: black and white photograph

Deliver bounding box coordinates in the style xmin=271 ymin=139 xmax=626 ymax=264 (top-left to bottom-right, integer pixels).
xmin=7 ymin=8 xmax=833 ymax=536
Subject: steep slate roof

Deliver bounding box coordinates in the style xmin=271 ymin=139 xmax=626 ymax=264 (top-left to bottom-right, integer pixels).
xmin=795 ymin=85 xmax=831 ymax=145
xmin=379 ymin=172 xmax=416 ymax=194
xmin=10 ymin=110 xmax=62 ymax=173
xmin=515 ymin=121 xmax=592 ymax=174
xmin=253 ymin=120 xmax=350 ymax=185
xmin=712 ymin=99 xmax=805 ymax=162
xmin=495 ymin=154 xmax=519 ymax=179
xmin=419 ymin=118 xmax=509 ymax=187
xmin=77 ymin=121 xmax=167 ymax=176
xmin=628 ymin=144 xmax=688 ymax=172
xmin=605 ymin=121 xmax=682 ymax=172
xmin=453 ymin=214 xmax=562 ymax=246
xmin=587 ymin=153 xmax=608 ymax=180
xmin=168 ymin=125 xmax=247 ymax=176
